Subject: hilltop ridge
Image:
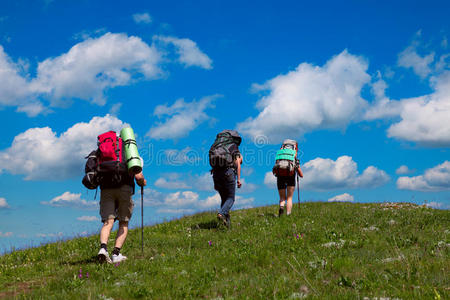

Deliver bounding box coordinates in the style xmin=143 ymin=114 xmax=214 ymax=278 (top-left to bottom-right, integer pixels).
xmin=1 ymin=202 xmax=449 ymax=299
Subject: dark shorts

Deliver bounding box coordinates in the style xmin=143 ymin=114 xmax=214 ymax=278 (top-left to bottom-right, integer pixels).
xmin=277 ymin=176 xmax=296 ymax=190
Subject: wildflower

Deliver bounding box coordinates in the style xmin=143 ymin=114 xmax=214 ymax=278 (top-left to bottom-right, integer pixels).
xmin=296 ymin=234 xmax=299 ymax=239
xmin=208 ymin=240 xmax=212 ymax=246
xmin=114 ymin=262 xmax=120 ymax=267
xmin=86 ymin=272 xmax=89 ymax=278
xmin=78 ymin=268 xmax=82 ymax=279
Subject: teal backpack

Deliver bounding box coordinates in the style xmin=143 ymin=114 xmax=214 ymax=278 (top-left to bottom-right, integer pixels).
xmin=272 ymin=139 xmax=298 ymax=177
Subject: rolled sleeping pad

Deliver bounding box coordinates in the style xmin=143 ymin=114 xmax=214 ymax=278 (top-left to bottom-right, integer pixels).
xmin=120 ymin=127 xmax=142 ymax=174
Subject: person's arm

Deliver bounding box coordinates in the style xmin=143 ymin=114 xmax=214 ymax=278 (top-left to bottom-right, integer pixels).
xmin=297 ymin=165 xmax=303 ymax=178
xmin=235 ymin=155 xmax=243 ymax=188
xmin=135 ymin=172 xmax=147 ymax=187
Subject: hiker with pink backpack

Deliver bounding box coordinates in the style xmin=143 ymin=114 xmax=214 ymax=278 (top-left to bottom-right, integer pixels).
xmin=82 ymin=128 xmax=146 ymax=263
xmin=272 ymin=139 xmax=303 ymax=216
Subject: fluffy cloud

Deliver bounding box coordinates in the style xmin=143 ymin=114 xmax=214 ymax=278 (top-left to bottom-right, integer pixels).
xmin=0 ymin=114 xmax=125 ymax=180
xmin=328 ymin=193 xmax=354 ymax=202
xmin=154 ymin=176 xmax=191 ymax=189
xmin=41 ymin=192 xmax=98 ymax=209
xmin=0 ymin=197 xmax=9 ymax=209
xmin=132 ymin=12 xmax=152 ymax=24
xmin=77 ymin=216 xmax=99 ymax=222
xmin=0 ymin=232 xmax=13 ymax=237
xmin=238 ymin=50 xmax=371 ymax=143
xmin=397 ymin=45 xmax=435 ymax=78
xmin=264 ymin=155 xmax=389 ymax=191
xmin=153 ymin=172 xmax=256 ymax=194
xmin=1 ymin=33 xmax=212 ymax=116
xmin=0 ymin=33 xmax=162 ymax=115
xmin=32 ymin=33 xmax=161 ymax=105
xmin=425 ymin=201 xmax=448 ymax=209
xmin=397 ymin=161 xmax=450 ymax=192
xmin=148 ymin=95 xmax=218 ymax=140
xmin=386 ymin=71 xmax=450 ymax=147
xmin=0 ymin=45 xmax=44 ymax=116
xmin=144 ymin=188 xmax=254 ymax=214
xmin=159 ymin=147 xmax=201 ymax=166
xmin=396 ymin=165 xmax=414 ymax=175
xmin=155 ymin=36 xmax=212 ymax=69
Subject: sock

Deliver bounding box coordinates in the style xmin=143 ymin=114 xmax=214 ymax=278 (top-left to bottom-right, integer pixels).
xmin=100 ymin=243 xmax=107 ymax=251
xmin=112 ymin=247 xmax=121 ymax=256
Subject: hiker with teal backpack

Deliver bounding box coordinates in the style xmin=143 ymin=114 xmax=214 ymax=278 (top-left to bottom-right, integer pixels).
xmin=209 ymin=130 xmax=243 ymax=228
xmin=272 ymin=139 xmax=303 ymax=216
xmin=82 ymin=127 xmax=146 ymax=263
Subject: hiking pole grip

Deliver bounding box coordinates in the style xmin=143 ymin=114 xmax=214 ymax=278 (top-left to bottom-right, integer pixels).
xmin=141 ymin=186 xmax=144 ymax=254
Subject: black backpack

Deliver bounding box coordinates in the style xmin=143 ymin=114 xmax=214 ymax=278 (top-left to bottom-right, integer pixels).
xmin=82 ymin=150 xmax=99 ymax=189
xmin=209 ymin=130 xmax=242 ymax=169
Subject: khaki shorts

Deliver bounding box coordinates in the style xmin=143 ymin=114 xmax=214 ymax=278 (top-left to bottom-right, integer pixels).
xmin=100 ymin=185 xmax=134 ymax=222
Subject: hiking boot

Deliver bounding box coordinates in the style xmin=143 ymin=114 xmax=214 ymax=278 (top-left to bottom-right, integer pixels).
xmin=217 ymin=213 xmax=228 ymax=227
xmin=225 ymin=214 xmax=231 ymax=229
xmin=112 ymin=253 xmax=127 ymax=263
xmin=278 ymin=206 xmax=285 ymax=217
xmin=98 ymin=248 xmax=112 ymax=264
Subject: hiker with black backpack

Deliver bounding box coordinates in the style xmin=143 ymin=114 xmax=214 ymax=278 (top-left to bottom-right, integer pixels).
xmin=82 ymin=128 xmax=146 ymax=264
xmin=272 ymin=139 xmax=303 ymax=216
xmin=209 ymin=130 xmax=243 ymax=228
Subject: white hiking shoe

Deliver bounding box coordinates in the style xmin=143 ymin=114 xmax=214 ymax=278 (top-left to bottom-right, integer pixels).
xmin=97 ymin=248 xmax=112 ymax=264
xmin=112 ymin=253 xmax=127 ymax=263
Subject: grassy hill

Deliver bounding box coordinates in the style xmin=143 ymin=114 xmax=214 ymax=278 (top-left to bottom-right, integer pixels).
xmin=1 ymin=202 xmax=449 ymax=299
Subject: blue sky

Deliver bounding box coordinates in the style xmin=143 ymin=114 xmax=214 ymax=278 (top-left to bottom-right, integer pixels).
xmin=0 ymin=0 xmax=449 ymax=252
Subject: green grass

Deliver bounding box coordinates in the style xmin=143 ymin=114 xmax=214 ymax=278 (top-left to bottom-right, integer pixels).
xmin=1 ymin=202 xmax=449 ymax=299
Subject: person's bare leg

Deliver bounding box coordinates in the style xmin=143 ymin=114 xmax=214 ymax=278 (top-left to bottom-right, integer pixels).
xmin=286 ymin=186 xmax=295 ymax=215
xmin=100 ymin=218 xmax=115 ymax=244
xmin=278 ymin=189 xmax=286 ymax=208
xmin=114 ymin=221 xmax=129 ymax=248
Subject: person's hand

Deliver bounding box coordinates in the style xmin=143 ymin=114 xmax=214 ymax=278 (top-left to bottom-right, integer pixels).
xmin=237 ymin=180 xmax=242 ymax=188
xmin=137 ymin=178 xmax=147 ymax=187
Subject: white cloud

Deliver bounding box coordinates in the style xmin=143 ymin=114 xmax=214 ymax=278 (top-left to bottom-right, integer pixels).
xmin=0 ymin=114 xmax=125 ymax=180
xmin=77 ymin=216 xmax=99 ymax=222
xmin=148 ymin=95 xmax=218 ymax=140
xmin=397 ymin=161 xmax=450 ymax=192
xmin=264 ymin=171 xmax=277 ymax=187
xmin=153 ymin=172 xmax=256 ymax=194
xmin=109 ymin=102 xmax=122 ymax=116
xmin=264 ymin=155 xmax=389 ymax=191
xmin=385 ymin=71 xmax=450 ymax=147
xmin=0 ymin=45 xmax=44 ymax=116
xmin=236 ymin=178 xmax=258 ymax=194
xmin=157 ymin=208 xmax=195 ymax=214
xmin=0 ymin=232 xmax=13 ymax=237
xmin=397 ymin=45 xmax=435 ymax=78
xmin=144 ymin=187 xmax=254 ymax=214
xmin=0 ymin=197 xmax=9 ymax=209
xmin=36 ymin=232 xmax=63 ymax=238
xmin=0 ymin=33 xmax=162 ymax=115
xmin=328 ymin=193 xmax=354 ymax=202
xmin=132 ymin=12 xmax=152 ymax=24
xmin=237 ymin=50 xmax=371 ymax=143
xmin=41 ymin=191 xmax=98 ymax=209
xmin=154 ymin=177 xmax=191 ymax=189
xmin=32 ymin=33 xmax=161 ymax=105
xmin=155 ymin=36 xmax=212 ymax=69
xmin=160 ymin=147 xmax=201 ymax=166
xmin=396 ymin=165 xmax=414 ymax=175
xmin=425 ymin=201 xmax=448 ymax=209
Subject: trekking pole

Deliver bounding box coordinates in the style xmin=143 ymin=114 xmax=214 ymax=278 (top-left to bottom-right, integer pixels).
xmin=297 ymin=173 xmax=300 ymax=212
xmin=141 ymin=185 xmax=144 ymax=254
